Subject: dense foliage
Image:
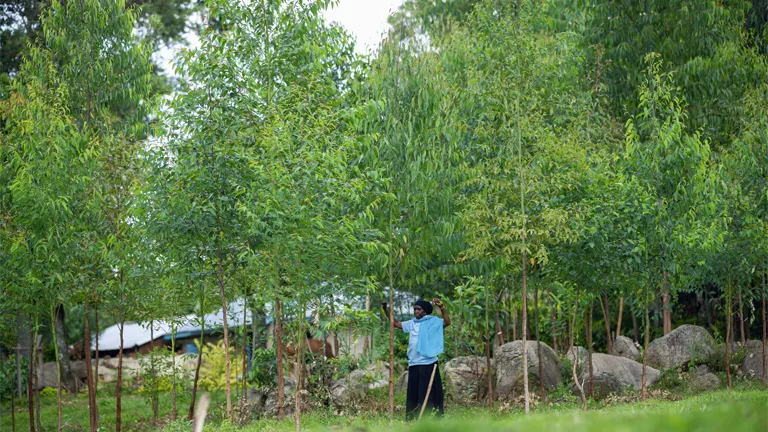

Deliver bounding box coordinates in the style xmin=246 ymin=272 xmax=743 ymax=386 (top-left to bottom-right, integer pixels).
xmin=2 ymin=0 xmax=768 ymax=428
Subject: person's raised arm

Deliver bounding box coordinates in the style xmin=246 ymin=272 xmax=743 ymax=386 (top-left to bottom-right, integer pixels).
xmin=433 ymin=298 xmax=450 ymax=327
xmin=381 ymin=302 xmax=402 ymax=329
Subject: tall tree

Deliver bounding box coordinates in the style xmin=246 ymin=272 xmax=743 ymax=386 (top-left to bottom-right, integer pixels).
xmin=624 ymin=54 xmax=718 ymax=394
xmin=0 ymin=0 xmax=197 ymax=77
xmin=573 ymin=0 xmax=766 ymax=147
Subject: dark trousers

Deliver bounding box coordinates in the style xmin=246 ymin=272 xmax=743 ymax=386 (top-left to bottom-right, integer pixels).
xmin=405 ymin=362 xmax=444 ymax=421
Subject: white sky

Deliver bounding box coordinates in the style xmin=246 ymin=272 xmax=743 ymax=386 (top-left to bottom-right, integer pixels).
xmin=156 ymin=0 xmax=404 ymax=76
xmin=323 ymin=0 xmax=405 ymax=55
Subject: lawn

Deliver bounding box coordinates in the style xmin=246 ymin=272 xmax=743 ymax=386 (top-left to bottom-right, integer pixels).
xmin=5 ymin=386 xmax=766 ymax=431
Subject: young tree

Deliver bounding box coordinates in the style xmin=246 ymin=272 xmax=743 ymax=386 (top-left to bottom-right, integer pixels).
xmin=456 ymin=1 xmax=589 ymax=412
xmin=624 ymin=54 xmax=718 ymax=396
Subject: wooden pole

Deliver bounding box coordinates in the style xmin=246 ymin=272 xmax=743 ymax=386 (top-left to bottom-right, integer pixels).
xmin=418 ymin=363 xmax=438 ymax=421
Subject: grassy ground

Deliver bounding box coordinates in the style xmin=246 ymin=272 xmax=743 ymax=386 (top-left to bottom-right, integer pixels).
xmin=186 ymin=389 xmax=768 ymax=432
xmin=2 ymin=384 xmax=768 ymax=431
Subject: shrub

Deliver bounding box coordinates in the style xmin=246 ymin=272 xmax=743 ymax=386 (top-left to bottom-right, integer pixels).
xmin=0 ymin=355 xmax=28 ymax=401
xmin=199 ymin=341 xmax=243 ymax=391
xmin=40 ymin=387 xmax=58 ymax=397
xmin=560 ymin=357 xmax=574 ymax=384
xmin=708 ymin=344 xmax=748 ymax=373
xmin=656 ymin=368 xmax=686 ymax=391
xmin=247 ymin=347 xmax=276 ymax=389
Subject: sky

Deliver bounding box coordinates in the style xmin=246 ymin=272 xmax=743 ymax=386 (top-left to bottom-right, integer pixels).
xmin=323 ymin=0 xmax=405 ymax=54
xmin=156 ymin=0 xmax=405 ymax=75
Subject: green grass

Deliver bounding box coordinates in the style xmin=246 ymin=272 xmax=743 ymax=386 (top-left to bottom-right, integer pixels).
xmin=3 ymin=386 xmax=768 ymax=431
xmin=194 ymin=390 xmax=768 ymax=432
xmin=0 ymin=384 xmax=228 ymax=432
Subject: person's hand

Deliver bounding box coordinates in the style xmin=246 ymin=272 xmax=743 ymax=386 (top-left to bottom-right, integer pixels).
xmin=433 ymin=298 xmax=444 ymax=309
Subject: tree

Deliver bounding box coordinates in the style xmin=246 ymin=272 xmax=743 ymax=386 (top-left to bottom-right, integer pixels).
xmin=158 ymin=0 xmax=361 ymax=421
xmin=574 ymin=0 xmax=766 ymax=147
xmin=4 ymin=1 xmax=153 ymax=430
xmin=624 ymin=54 xmax=718 ymax=395
xmin=455 ymin=0 xmax=589 ymax=412
xmin=354 ymin=24 xmax=466 ymax=415
xmin=0 ymin=0 xmax=197 ymax=77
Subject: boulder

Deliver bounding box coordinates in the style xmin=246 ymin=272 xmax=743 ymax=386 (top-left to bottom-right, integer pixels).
xmin=646 ymin=325 xmax=715 ymax=370
xmin=330 ymin=362 xmax=391 ymax=409
xmin=566 ymin=346 xmax=589 ymax=369
xmin=495 ymin=340 xmax=559 ymax=400
xmin=689 ymin=364 xmax=720 ymax=391
xmin=444 ymin=356 xmax=493 ymax=404
xmin=574 ymin=353 xmax=660 ymax=398
xmin=740 ymin=340 xmax=768 ymax=380
xmin=248 ymin=378 xmax=297 ymax=417
xmin=613 ymin=336 xmax=640 ymax=361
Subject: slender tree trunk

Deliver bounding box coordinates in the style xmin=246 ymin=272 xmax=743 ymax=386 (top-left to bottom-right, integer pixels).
xmin=535 ymin=286 xmax=544 ymax=398
xmin=549 ymin=294 xmax=558 ymax=353
xmin=242 ymin=297 xmax=248 ymax=402
xmin=521 ymin=249 xmax=530 ymax=414
xmin=570 ymin=302 xmax=586 ymax=411
xmin=171 ymin=326 xmax=177 ymax=421
xmin=388 ymin=263 xmax=395 ymax=418
xmin=215 ymin=250 xmax=232 ymax=421
xmin=586 ymin=302 xmax=594 ymax=399
xmin=150 ymin=321 xmax=158 ymax=423
xmin=116 ymin=302 xmax=124 ymax=432
xmin=94 ymin=306 xmax=99 ymax=397
xmin=84 ymin=303 xmax=97 ymax=432
xmin=295 ymin=312 xmax=305 ymax=432
xmin=762 ymin=294 xmax=766 ymax=389
xmin=34 ymin=329 xmax=41 ymax=432
xmin=762 ymin=268 xmax=766 ymax=389
xmin=275 ymin=297 xmax=285 ymax=420
xmin=10 ymin=367 xmax=15 ymax=432
xmin=616 ymin=296 xmax=624 ymax=340
xmin=725 ymin=289 xmax=733 ymax=389
xmin=188 ymin=316 xmax=205 ymax=421
xmin=485 ymin=286 xmax=494 ymax=407
xmin=485 ymin=333 xmax=493 ymax=406
xmin=662 ymin=271 xmax=671 ymax=335
xmin=27 ymin=326 xmax=36 ymax=432
xmin=641 ymin=301 xmax=650 ymax=400
xmin=738 ymin=288 xmax=746 ymax=345
xmin=601 ymin=291 xmax=612 ymax=354
xmin=50 ymin=305 xmax=63 ymax=432
xmin=189 ymin=282 xmax=207 ymax=420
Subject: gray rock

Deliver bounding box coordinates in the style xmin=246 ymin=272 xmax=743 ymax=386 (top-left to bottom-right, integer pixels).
xmin=573 ymin=353 xmax=660 ymax=398
xmin=646 ymin=325 xmax=715 ymax=370
xmin=689 ymin=364 xmax=720 ymax=391
xmin=444 ymin=356 xmax=493 ymax=404
xmin=247 ymin=378 xmax=297 ymax=417
xmin=495 ymin=340 xmax=559 ymax=400
xmin=740 ymin=340 xmax=768 ymax=380
xmin=613 ymin=336 xmax=640 ymax=361
xmin=330 ymin=362 xmax=391 ymax=409
xmin=566 ymin=346 xmax=589 ymax=372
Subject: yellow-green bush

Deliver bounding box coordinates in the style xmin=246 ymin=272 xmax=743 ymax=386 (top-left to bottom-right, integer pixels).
xmin=198 ymin=341 xmax=243 ymax=391
xmin=39 ymin=387 xmax=58 ymax=397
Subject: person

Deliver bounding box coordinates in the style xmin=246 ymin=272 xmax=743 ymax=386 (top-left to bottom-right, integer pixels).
xmin=381 ymin=298 xmax=450 ymax=421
